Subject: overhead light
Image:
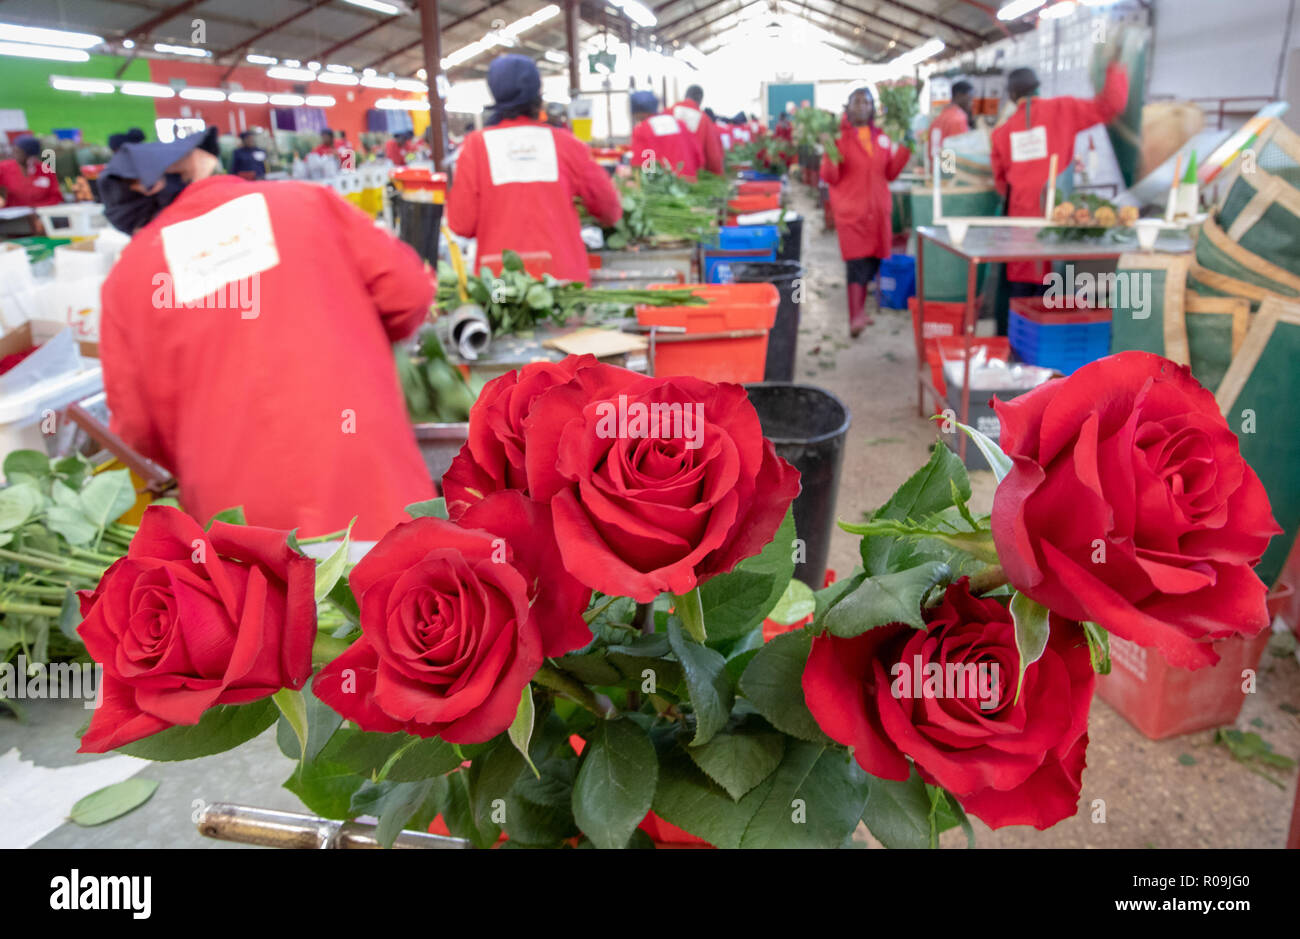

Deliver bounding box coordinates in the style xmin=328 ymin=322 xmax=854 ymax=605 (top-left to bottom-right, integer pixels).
xmin=0 ymin=22 xmax=103 ymax=49
xmin=325 ymin=63 xmax=353 ymax=73
xmin=122 ymin=38 xmax=136 ymax=49
xmin=544 ymin=49 xmax=567 ymax=63
xmin=443 ymin=5 xmax=560 ymax=69
xmin=997 ymin=0 xmax=1046 ymax=19
xmin=154 ymin=42 xmax=210 ymax=57
xmin=416 ymin=67 xmax=427 ymax=79
xmin=305 ymin=94 xmax=336 ymax=107
xmin=362 ymin=67 xmax=377 ymax=76
xmin=179 ymin=87 xmax=226 ymax=101
xmin=267 ymin=65 xmax=316 ymax=81
xmin=394 ymin=77 xmax=426 ymax=92
xmin=246 ymin=53 xmax=277 ymax=65
xmin=307 ymin=61 xmax=321 ymax=71
xmin=228 ymin=91 xmax=270 ymax=104
xmin=283 ymin=58 xmax=301 ymax=67
xmin=360 ymin=74 xmax=396 ymax=88
xmin=375 ymin=97 xmax=428 ymax=111
xmin=318 ymin=71 xmax=360 ymax=85
xmin=890 ymin=37 xmax=945 ymax=68
xmin=341 ymin=0 xmax=402 ymax=13
xmin=121 ymin=82 xmax=176 ymax=98
xmin=0 ymin=41 xmax=90 ymax=62
xmin=609 ymin=0 xmax=656 ymax=28
xmin=51 ymin=76 xmax=115 ymax=93
xmin=1038 ymin=0 xmax=1077 ymax=18
xmin=269 ymin=93 xmax=305 ymax=106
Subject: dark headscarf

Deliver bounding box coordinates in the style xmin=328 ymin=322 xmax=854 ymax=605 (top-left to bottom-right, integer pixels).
xmin=486 ymin=54 xmax=542 ymax=127
xmin=630 ymin=90 xmax=658 ymax=116
xmin=15 ymin=137 xmax=41 ymax=160
xmin=100 ymin=126 xmax=218 ymax=234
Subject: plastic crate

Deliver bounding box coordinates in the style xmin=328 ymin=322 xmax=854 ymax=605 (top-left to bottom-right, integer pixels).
xmin=736 ymin=170 xmax=781 ymax=181
xmin=879 ymin=254 xmax=916 ymax=310
xmin=909 ymin=297 xmax=969 ymax=341
xmin=1008 ymin=298 xmax=1111 ymax=375
xmin=702 ymin=226 xmax=778 ymax=282
xmin=737 ymin=180 xmax=782 ymax=196
xmin=635 ymin=283 xmax=779 ymax=383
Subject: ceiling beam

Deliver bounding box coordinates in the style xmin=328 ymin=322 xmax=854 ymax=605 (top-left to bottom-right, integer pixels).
xmin=862 ymin=0 xmax=988 ymax=43
xmin=784 ymin=1 xmax=906 ymax=51
xmin=365 ymin=0 xmax=518 ymax=70
xmin=658 ymin=0 xmax=761 ymax=40
xmin=121 ymin=0 xmax=209 ymax=42
xmin=949 ymin=0 xmax=1011 ymax=37
xmin=309 ymin=14 xmax=402 ymax=62
xmin=217 ymin=0 xmax=334 ymax=58
xmin=828 ymin=0 xmax=933 ymax=44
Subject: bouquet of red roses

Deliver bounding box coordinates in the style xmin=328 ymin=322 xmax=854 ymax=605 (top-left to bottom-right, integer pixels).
xmin=70 ymin=351 xmax=1279 ymax=847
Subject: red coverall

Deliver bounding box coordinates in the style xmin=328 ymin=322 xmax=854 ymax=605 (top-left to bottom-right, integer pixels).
xmin=447 ymin=116 xmax=622 ymax=284
xmin=927 ymin=104 xmax=971 ymax=157
xmin=630 ymin=112 xmax=703 ymax=178
xmin=98 ymin=175 xmax=435 ymax=540
xmin=0 ymin=158 xmax=63 ymax=207
xmin=819 ymin=114 xmax=912 ymax=261
xmin=991 ymin=62 xmax=1129 ymax=282
xmin=670 ymin=100 xmax=725 ymax=175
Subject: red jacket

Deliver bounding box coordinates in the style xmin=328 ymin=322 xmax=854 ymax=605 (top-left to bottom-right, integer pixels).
xmin=630 ymin=112 xmax=703 ymax=178
xmin=927 ymin=103 xmax=971 ymax=158
xmin=991 ymin=62 xmax=1129 ymax=281
xmin=0 ymin=158 xmax=63 ymax=207
xmin=671 ymin=100 xmax=724 ymax=175
xmin=99 ymin=175 xmax=435 ymax=540
xmin=819 ymin=115 xmax=911 ymax=261
xmin=446 ymin=116 xmax=621 ymax=283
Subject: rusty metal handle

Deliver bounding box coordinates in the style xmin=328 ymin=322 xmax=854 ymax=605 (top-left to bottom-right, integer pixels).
xmin=196 ymin=803 xmax=471 ymax=849
xmin=64 ymin=401 xmax=175 ymax=493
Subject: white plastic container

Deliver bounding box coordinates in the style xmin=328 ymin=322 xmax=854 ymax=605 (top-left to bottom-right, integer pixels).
xmin=0 ymin=362 xmax=104 ymax=460
xmin=34 ymin=203 xmax=106 ymax=238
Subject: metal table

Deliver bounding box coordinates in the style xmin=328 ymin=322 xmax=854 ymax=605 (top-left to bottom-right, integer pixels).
xmin=913 ymin=224 xmax=1194 ymax=459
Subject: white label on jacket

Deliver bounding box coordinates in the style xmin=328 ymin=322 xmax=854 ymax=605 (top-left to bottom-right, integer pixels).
xmin=483 ymin=125 xmax=559 ymax=184
xmin=648 ymin=114 xmax=680 ymax=137
xmin=160 ymin=192 xmax=280 ymax=306
xmin=733 ymin=129 xmax=750 ymax=143
xmin=1010 ymin=125 xmax=1048 ymax=162
xmin=673 ymin=105 xmax=702 ymax=132
xmin=878 ymin=134 xmax=891 ymax=150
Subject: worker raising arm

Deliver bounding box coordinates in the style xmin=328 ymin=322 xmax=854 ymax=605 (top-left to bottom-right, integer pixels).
xmin=446 ymin=54 xmax=621 ymax=284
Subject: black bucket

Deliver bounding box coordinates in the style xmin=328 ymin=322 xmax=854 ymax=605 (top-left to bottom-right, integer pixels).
xmin=776 ymin=215 xmax=802 ymax=263
xmin=394 ymin=195 xmax=442 ymax=265
xmin=730 ymin=261 xmax=801 ymax=383
xmin=744 ymin=383 xmax=851 ymax=588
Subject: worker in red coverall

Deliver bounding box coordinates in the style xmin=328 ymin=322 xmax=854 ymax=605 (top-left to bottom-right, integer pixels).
xmin=629 ymin=91 xmax=702 ymax=179
xmin=820 ymin=87 xmax=911 ymax=337
xmin=0 ymin=137 xmax=63 ymax=208
xmin=384 ymin=130 xmax=415 ymax=164
xmin=671 ymin=85 xmax=725 ymax=176
xmin=991 ymin=61 xmax=1129 ymax=332
xmin=96 ymin=126 xmax=435 ymax=540
xmin=773 ymin=114 xmax=794 ymax=143
xmin=447 ymin=54 xmax=621 ymax=284
xmin=927 ymin=79 xmax=973 ymax=162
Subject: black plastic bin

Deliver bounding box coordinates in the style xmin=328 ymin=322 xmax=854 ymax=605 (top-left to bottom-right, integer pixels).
xmin=393 ymin=194 xmax=442 ymax=266
xmin=731 ymin=261 xmax=802 ymax=382
xmin=776 ymin=215 xmax=802 ymax=263
xmin=744 ymin=383 xmax=851 ymax=588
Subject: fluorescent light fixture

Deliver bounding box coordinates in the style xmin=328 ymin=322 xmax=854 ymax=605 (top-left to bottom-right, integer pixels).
xmin=360 ymin=74 xmax=396 ymax=88
xmin=317 ymin=71 xmax=360 ymax=85
xmin=416 ymin=67 xmax=427 ymax=79
xmin=610 ymin=0 xmax=656 ymax=28
xmin=341 ymin=0 xmax=402 ymax=13
xmin=179 ymin=87 xmax=226 ymax=101
xmin=375 ymin=97 xmax=428 ymax=111
xmin=0 ymin=22 xmax=103 ymax=49
xmin=891 ymin=37 xmax=945 ymax=68
xmin=325 ymin=63 xmax=353 ymax=73
xmin=1038 ymin=0 xmax=1077 ymax=18
xmin=228 ymin=91 xmax=270 ymax=104
xmin=267 ymin=65 xmax=315 ymax=81
xmin=305 ymin=94 xmax=336 ymax=107
xmin=444 ymin=5 xmax=559 ymax=69
xmin=284 ymin=59 xmax=301 ymax=67
xmin=269 ymin=93 xmax=305 ymax=106
xmin=0 ymin=41 xmax=90 ymax=62
xmin=394 ymin=77 xmax=426 ymax=92
xmin=307 ymin=61 xmax=321 ymax=71
xmin=997 ymin=0 xmax=1046 ymax=19
xmin=122 ymin=38 xmax=136 ymax=49
xmin=544 ymin=49 xmax=567 ymax=63
xmin=121 ymin=81 xmax=176 ymax=98
xmin=362 ymin=67 xmax=377 ymax=76
xmin=51 ymin=76 xmax=115 ymax=93
xmin=154 ymin=42 xmax=210 ymax=57
xmin=246 ymin=53 xmax=277 ymax=65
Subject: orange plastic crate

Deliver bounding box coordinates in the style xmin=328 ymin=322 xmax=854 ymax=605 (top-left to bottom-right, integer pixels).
xmin=636 ymin=283 xmax=779 ymax=383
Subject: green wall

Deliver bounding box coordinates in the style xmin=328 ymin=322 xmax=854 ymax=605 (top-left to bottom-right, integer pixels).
xmin=0 ymin=53 xmax=158 ymax=146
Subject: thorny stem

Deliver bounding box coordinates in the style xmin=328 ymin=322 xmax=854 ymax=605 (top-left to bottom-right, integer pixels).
xmin=535 ymin=663 xmax=617 ymax=719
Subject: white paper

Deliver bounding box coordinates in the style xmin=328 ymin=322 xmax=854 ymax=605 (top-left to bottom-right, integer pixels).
xmin=0 ymin=747 xmax=149 ymax=848
xmin=1010 ymin=125 xmax=1048 ymax=162
xmin=482 ymin=125 xmax=559 ymax=185
xmin=160 ymin=192 xmax=281 ymax=306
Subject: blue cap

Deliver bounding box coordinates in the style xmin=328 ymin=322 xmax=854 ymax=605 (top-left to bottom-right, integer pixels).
xmin=487 ymin=54 xmax=541 ymax=111
xmin=630 ymin=90 xmax=658 ymax=114
xmin=102 ymin=125 xmax=218 ymax=189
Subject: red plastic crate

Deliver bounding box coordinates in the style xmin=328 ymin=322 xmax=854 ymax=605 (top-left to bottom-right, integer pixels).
xmin=924 ymin=337 xmax=1012 ymax=398
xmin=478 ymin=251 xmax=554 ymax=279
xmin=1009 ymin=296 xmax=1112 ymax=324
xmin=636 ymin=283 xmax=778 ymax=383
xmin=727 ymin=193 xmax=780 ymax=214
xmin=737 ymin=180 xmax=782 ymax=197
xmin=909 ymin=296 xmax=969 ymax=340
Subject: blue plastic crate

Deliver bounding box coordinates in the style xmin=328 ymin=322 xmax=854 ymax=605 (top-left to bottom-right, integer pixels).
xmin=704 ymin=226 xmax=779 ymax=282
xmin=1008 ymin=309 xmax=1111 ymax=375
xmin=879 ymin=254 xmax=916 ymax=310
xmin=737 ymin=170 xmax=782 ymax=181
xmin=718 ymin=225 xmax=779 ymax=251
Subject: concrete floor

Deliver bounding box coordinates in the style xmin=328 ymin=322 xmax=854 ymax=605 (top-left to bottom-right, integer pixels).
xmin=1 ymin=180 xmax=1296 ymax=850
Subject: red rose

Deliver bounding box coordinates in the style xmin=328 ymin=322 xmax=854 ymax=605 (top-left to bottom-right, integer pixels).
xmin=77 ymin=506 xmax=316 ymax=753
xmin=993 ymin=351 xmax=1280 ymax=669
xmin=803 ymin=578 xmax=1094 ymax=830
xmin=442 ymin=355 xmax=597 ymax=518
xmin=524 ymin=371 xmax=801 ymax=601
xmin=315 ymin=492 xmax=590 ymax=744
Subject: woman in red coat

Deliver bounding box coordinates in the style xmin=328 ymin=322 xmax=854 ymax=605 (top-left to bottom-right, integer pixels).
xmin=820 ymin=88 xmax=911 ymax=337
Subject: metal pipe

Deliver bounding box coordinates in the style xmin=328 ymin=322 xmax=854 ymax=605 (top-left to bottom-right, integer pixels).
xmin=196 ymin=803 xmax=471 ymax=849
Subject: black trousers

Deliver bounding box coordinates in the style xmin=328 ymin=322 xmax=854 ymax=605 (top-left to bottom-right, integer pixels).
xmin=845 ymin=256 xmax=882 ymax=286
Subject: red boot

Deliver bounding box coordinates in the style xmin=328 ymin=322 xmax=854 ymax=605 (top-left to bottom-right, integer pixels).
xmin=847 ymin=282 xmax=872 ymax=337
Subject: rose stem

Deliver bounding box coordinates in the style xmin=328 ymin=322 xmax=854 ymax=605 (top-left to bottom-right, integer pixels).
xmin=535 ymin=664 xmax=616 ymax=718
xmin=295 ymin=526 xmax=355 ymax=546
xmin=1 ymin=583 xmax=69 ymax=598
xmin=967 ymin=565 xmax=1007 ymax=595
xmin=0 ymin=548 xmax=102 ymax=578
xmin=0 ymin=601 xmax=64 ymax=617
xmin=625 ymin=601 xmax=657 ymax=711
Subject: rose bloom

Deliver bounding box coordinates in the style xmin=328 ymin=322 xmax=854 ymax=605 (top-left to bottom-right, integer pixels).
xmin=992 ymin=351 xmax=1280 ymax=669
xmin=77 ymin=506 xmax=316 ymax=753
xmin=803 ymin=578 xmax=1094 ymax=830
xmin=523 ymin=366 xmax=800 ymax=601
xmin=315 ymin=492 xmax=590 ymax=744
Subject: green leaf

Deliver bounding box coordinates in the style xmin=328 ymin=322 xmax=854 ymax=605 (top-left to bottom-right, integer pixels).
xmin=284 ymin=755 xmax=367 ymax=818
xmin=858 ymin=445 xmax=969 ymax=575
xmin=273 ymin=688 xmax=309 ymax=764
xmin=405 ymin=497 xmax=449 ymax=520
xmin=928 ymin=785 xmax=975 ymax=848
xmin=739 ymin=630 xmax=828 ymax=743
xmin=45 ymin=504 xmax=96 ymax=545
xmin=3 ymin=450 xmax=51 ymax=481
xmin=813 ymin=571 xmax=864 ymax=622
xmin=77 ymin=470 xmax=137 ymax=537
xmin=57 ymin=587 xmax=82 ymax=642
xmin=350 ymin=778 xmax=436 ymax=848
xmin=470 ymin=741 xmax=525 ymax=833
xmin=441 ymin=771 xmax=500 ymax=848
xmin=206 ymin=506 xmax=247 ymax=528
xmin=823 ymin=560 xmax=951 ymax=636
xmin=1009 ymin=591 xmax=1051 ymax=706
xmin=671 ymin=587 xmax=706 ymax=642
xmin=571 ymin=718 xmax=657 ymax=849
xmin=697 ymin=507 xmax=796 ymax=643
xmin=0 ymin=483 xmax=41 ymax=531
xmin=116 ymin=698 xmax=279 ymax=761
xmin=767 ymin=579 xmax=816 ymax=626
xmin=509 ymin=686 xmax=540 ymax=779
xmin=667 ymin=617 xmax=733 ymax=746
xmin=949 ymin=418 xmax=1013 ymax=482
xmin=323 ymin=730 xmax=460 ymax=782
xmin=685 ymin=728 xmax=785 ymax=801
xmin=313 ymin=517 xmax=355 ymax=603
xmin=69 ymin=778 xmax=159 ymax=827
xmin=861 ymin=767 xmax=932 ymax=849
xmin=1082 ymin=621 xmax=1111 ymax=675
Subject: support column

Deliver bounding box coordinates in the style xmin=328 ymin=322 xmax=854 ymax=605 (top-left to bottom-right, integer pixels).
xmin=565 ymin=0 xmax=581 ymax=94
xmin=418 ymin=0 xmax=446 ymax=168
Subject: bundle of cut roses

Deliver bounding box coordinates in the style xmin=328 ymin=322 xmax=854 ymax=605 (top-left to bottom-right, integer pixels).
xmin=73 ymin=351 xmax=1279 ymax=848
